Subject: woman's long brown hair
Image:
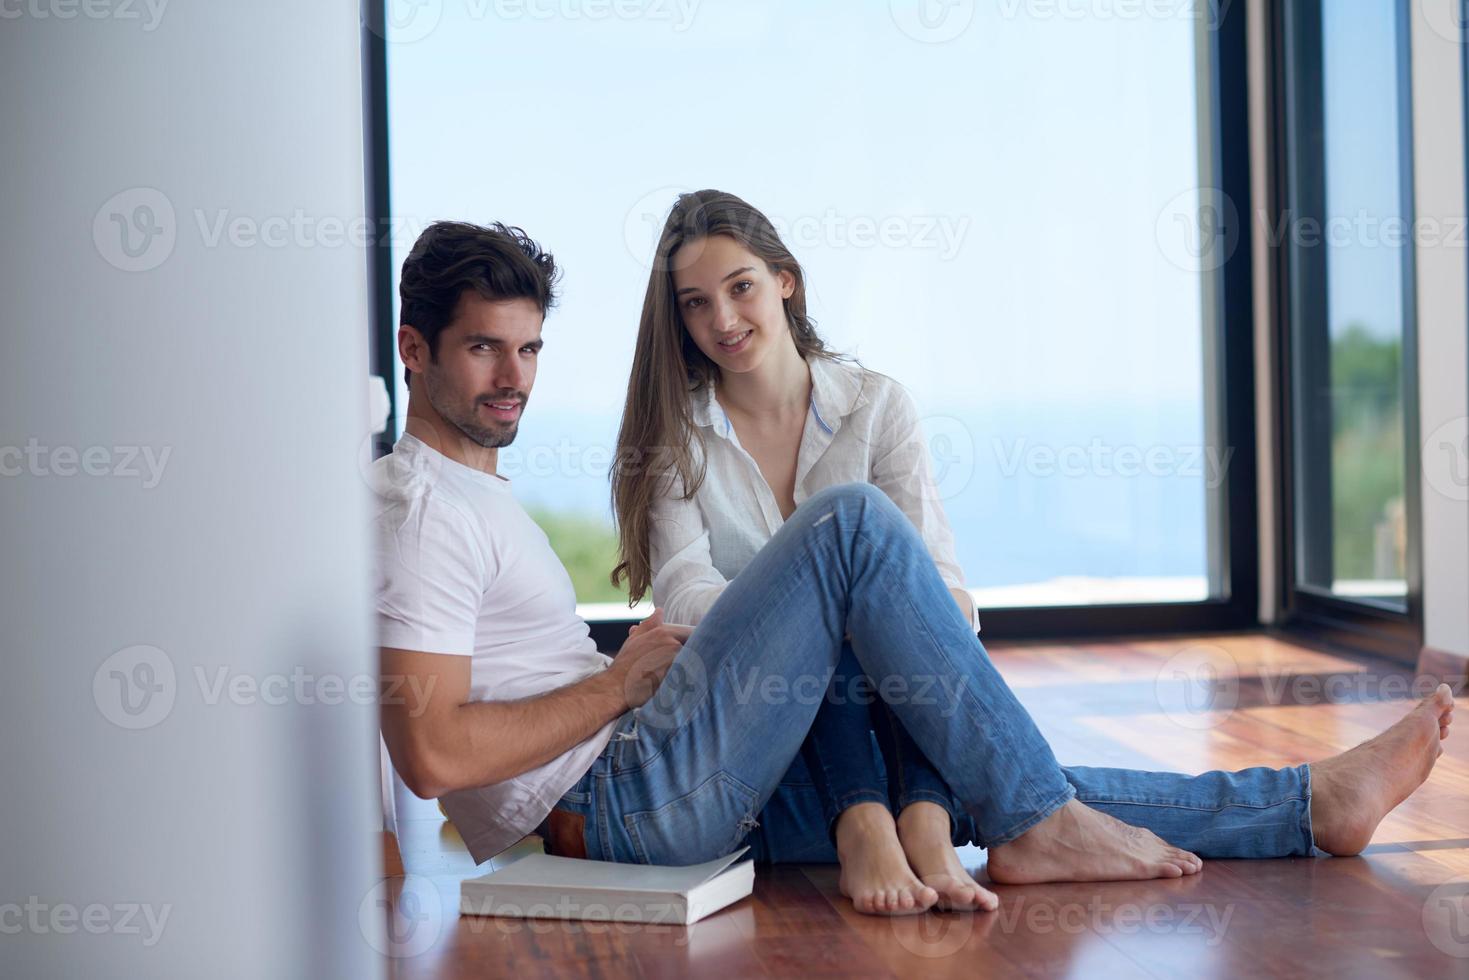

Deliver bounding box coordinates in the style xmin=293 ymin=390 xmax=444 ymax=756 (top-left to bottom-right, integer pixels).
xmin=610 ymin=189 xmax=838 ymax=603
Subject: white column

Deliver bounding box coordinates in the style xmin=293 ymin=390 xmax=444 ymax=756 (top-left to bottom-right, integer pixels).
xmin=0 ymin=3 xmax=383 ymax=978
xmin=1409 ymin=1 xmax=1469 ymax=661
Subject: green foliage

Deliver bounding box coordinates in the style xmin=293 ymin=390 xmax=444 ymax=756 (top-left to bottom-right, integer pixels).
xmin=526 ymin=508 xmax=630 ymax=604
xmin=1328 ymin=324 xmax=1404 ymax=582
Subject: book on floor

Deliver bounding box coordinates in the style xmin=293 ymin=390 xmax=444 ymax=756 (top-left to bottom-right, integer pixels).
xmin=459 ymin=847 xmax=754 ymax=926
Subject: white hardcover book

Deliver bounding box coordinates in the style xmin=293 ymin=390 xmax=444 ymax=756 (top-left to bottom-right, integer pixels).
xmin=459 ymin=847 xmax=754 ymax=926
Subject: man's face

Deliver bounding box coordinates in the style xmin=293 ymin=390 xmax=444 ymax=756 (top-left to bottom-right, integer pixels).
xmin=414 ymin=293 xmax=543 ymax=449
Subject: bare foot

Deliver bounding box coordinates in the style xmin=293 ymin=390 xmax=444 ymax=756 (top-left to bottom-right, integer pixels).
xmin=896 ymin=801 xmax=998 ymax=912
xmin=1310 ymin=683 xmax=1456 ymax=856
xmin=986 ymin=799 xmax=1203 ymax=884
xmin=836 ymin=803 xmax=939 ymax=915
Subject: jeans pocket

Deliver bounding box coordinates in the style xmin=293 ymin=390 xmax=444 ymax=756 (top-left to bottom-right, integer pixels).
xmin=623 ymin=771 xmax=759 ymax=866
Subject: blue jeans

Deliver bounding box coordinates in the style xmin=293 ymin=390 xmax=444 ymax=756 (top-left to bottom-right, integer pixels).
xmin=555 ymin=484 xmax=1318 ymax=865
xmin=799 ymin=642 xmax=976 ymax=845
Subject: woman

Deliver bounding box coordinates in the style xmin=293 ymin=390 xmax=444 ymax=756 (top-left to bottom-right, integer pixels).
xmin=611 ymin=189 xmax=994 ymax=915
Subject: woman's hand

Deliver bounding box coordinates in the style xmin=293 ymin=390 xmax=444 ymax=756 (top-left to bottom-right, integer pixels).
xmin=611 ymin=608 xmax=695 ymax=708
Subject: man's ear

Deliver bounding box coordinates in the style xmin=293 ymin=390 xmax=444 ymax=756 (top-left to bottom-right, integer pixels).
xmin=399 ymin=324 xmax=430 ymax=377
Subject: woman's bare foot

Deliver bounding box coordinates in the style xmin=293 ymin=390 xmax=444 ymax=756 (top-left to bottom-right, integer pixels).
xmin=986 ymin=799 xmax=1203 ymax=884
xmin=836 ymin=803 xmax=939 ymax=915
xmin=1309 ymin=683 xmax=1456 ymax=856
xmin=895 ymin=801 xmax=999 ymax=912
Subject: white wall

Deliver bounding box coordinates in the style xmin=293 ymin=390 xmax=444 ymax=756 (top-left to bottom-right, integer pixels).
xmin=0 ymin=4 xmax=382 ymax=978
xmin=1409 ymin=1 xmax=1469 ymax=659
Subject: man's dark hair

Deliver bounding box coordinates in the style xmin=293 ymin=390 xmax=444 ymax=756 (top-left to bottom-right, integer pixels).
xmin=398 ymin=221 xmax=560 ymax=385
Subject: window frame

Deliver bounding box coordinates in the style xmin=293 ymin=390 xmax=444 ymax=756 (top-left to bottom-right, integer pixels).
xmin=364 ymin=1 xmax=1263 ymax=646
xmin=1269 ymin=0 xmax=1425 ymax=663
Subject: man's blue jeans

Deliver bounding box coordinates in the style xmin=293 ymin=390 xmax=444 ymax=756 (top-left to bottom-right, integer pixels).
xmin=555 ymin=484 xmax=1317 ymax=865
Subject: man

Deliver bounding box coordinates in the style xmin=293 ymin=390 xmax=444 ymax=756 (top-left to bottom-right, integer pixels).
xmin=375 ymin=220 xmax=1456 ymax=911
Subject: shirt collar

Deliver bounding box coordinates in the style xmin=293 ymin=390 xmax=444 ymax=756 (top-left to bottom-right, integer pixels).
xmin=689 ymin=356 xmax=865 ymax=439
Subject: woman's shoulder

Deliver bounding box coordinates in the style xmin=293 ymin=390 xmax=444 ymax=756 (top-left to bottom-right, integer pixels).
xmin=812 ymin=356 xmax=912 ymax=416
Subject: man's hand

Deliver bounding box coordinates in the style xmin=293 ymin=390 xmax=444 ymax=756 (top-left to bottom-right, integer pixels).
xmin=611 ymin=608 xmax=693 ymax=708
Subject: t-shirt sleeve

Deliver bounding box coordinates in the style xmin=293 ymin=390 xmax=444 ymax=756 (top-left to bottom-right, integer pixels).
xmin=374 ymin=497 xmax=487 ymax=655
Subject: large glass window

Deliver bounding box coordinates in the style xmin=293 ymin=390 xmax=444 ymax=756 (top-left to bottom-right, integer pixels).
xmin=1281 ymin=0 xmax=1415 ymax=612
xmin=383 ymin=1 xmax=1236 ymax=616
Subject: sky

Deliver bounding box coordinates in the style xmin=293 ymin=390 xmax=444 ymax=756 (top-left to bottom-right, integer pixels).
xmin=381 ymin=0 xmax=1407 ymax=591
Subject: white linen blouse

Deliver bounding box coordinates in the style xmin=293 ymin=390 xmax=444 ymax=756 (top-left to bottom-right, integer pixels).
xmin=648 ymin=355 xmax=980 ymax=631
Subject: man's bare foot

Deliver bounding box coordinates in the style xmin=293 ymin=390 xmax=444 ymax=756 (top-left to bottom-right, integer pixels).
xmin=895 ymin=801 xmax=998 ymax=911
xmin=986 ymin=799 xmax=1203 ymax=884
xmin=836 ymin=803 xmax=939 ymax=915
xmin=1310 ymin=683 xmax=1456 ymax=856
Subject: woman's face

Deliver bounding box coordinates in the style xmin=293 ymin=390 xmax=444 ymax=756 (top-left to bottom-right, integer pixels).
xmin=670 ymin=234 xmax=796 ymax=375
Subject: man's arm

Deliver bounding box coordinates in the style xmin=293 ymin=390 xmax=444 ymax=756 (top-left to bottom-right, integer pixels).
xmin=380 ymin=611 xmax=690 ymax=799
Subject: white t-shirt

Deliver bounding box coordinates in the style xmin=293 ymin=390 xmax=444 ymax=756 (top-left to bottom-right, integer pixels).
xmin=372 ymin=432 xmax=615 ymax=863
xmin=650 ymin=356 xmax=980 ymax=630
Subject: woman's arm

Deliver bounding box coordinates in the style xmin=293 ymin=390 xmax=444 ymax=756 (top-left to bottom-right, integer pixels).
xmin=647 ymin=469 xmax=731 ymax=626
xmin=868 ymin=384 xmax=980 ymax=631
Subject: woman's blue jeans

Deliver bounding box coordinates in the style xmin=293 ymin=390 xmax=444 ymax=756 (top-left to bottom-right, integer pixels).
xmin=554 ymin=484 xmax=1318 ymax=865
xmin=798 ymin=642 xmax=976 ymax=845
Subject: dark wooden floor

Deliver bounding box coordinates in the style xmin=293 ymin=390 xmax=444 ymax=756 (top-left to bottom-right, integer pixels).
xmin=381 ymin=634 xmax=1469 ymax=978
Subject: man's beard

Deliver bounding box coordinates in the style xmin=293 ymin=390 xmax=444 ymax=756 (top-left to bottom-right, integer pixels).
xmin=425 ymin=374 xmax=525 ymax=450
